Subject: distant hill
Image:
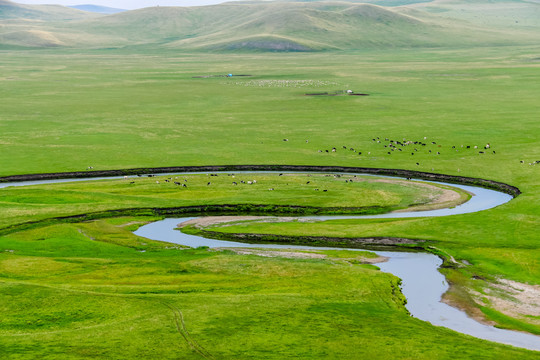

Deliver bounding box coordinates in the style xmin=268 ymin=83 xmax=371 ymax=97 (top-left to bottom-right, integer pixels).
xmin=1 ymin=0 xmax=539 ymax=50
xmin=69 ymin=4 xmax=126 ymax=15
xmin=0 ymin=0 xmax=97 ymax=20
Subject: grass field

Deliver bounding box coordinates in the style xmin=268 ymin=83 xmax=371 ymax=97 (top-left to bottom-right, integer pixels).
xmin=0 ymin=44 xmax=539 ymax=358
xmin=1 ymin=218 xmax=539 ymax=359
xmin=0 ymin=173 xmax=468 ymax=228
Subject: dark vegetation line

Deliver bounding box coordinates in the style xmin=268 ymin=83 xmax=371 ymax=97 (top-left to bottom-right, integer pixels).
xmin=0 ymin=164 xmax=521 ymax=196
xmin=0 ymin=204 xmax=391 ymax=237
xmin=181 ymin=225 xmax=427 ymax=251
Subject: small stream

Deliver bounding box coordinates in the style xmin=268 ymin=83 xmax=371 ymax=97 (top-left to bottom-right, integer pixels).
xmin=2 ymin=171 xmax=539 ymax=351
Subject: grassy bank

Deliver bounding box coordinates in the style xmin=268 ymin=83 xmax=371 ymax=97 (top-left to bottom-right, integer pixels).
xmin=0 ymin=218 xmax=538 ymax=359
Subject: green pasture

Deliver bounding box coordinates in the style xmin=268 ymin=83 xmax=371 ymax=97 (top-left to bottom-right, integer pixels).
xmin=0 ymin=45 xmax=539 ymax=357
xmin=0 ymin=46 xmax=538 ymax=186
xmin=0 ymin=218 xmax=537 ymax=359
xmin=0 ymin=173 xmax=465 ymax=229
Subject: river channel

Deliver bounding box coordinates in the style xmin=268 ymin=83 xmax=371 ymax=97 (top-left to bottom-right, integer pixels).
xmin=2 ymin=171 xmax=539 ymax=351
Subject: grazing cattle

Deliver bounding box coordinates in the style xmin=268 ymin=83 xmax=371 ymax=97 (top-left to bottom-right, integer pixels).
xmin=485 ymin=143 xmax=491 ymax=149
xmin=306 ymin=181 xmax=310 ymax=184
xmin=279 ymin=173 xmax=283 ymax=176
xmin=332 ymin=147 xmax=336 ymax=152
xmin=182 ymin=184 xmax=187 ymax=188
xmin=466 ymin=146 xmax=471 ymax=149
xmin=437 ymin=152 xmax=440 ymax=155
xmin=416 ymin=162 xmax=419 ymax=166
xmin=479 ymin=151 xmax=484 ymax=154
xmin=247 ymin=181 xmax=252 ymax=185
xmin=130 ymin=181 xmax=135 ymax=184
xmin=325 ymin=150 xmax=329 ymax=153
xmin=232 ymin=182 xmax=237 ymax=185
xmin=269 ymin=188 xmax=274 ymax=191
xmin=207 ymin=182 xmax=211 ymax=185
xmin=323 ymin=190 xmax=328 ymax=192
xmin=283 ymin=139 xmax=288 ymax=141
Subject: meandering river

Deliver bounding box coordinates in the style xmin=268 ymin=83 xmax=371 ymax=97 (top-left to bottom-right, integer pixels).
xmin=2 ymin=171 xmax=539 ymax=351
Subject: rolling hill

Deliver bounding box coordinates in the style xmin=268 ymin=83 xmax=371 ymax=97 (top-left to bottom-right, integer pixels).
xmin=69 ymin=4 xmax=126 ymax=14
xmin=1 ymin=0 xmax=539 ymax=50
xmin=0 ymin=0 xmax=97 ymax=20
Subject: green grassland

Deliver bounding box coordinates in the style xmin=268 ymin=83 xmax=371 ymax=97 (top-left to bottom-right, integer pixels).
xmin=0 ymin=173 xmax=463 ymax=228
xmin=0 ymin=21 xmax=539 ymax=359
xmin=1 ymin=218 xmax=538 ymax=359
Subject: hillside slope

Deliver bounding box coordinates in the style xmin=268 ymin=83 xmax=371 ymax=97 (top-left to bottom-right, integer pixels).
xmin=1 ymin=0 xmax=539 ymax=50
xmin=0 ymin=0 xmax=96 ymax=20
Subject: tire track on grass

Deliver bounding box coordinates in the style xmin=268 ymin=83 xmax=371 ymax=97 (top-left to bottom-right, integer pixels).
xmin=160 ymin=301 xmax=215 ymax=360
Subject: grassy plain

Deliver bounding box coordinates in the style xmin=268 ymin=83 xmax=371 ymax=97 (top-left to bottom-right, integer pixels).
xmin=0 ymin=173 xmax=466 ymax=228
xmin=0 ymin=45 xmax=539 ymax=357
xmin=1 ymin=218 xmax=538 ymax=359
